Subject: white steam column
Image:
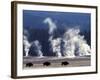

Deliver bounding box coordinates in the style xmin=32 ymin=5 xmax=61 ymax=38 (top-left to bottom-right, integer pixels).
xmin=62 ymin=28 xmax=91 ymax=57
xmin=23 ymin=30 xmax=31 ymax=56
xmin=43 ymin=17 xmax=62 ymax=57
xmin=32 ymin=40 xmax=43 ymax=57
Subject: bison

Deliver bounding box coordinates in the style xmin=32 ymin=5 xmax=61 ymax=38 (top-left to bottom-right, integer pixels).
xmin=26 ymin=63 xmax=33 ymax=67
xmin=61 ymin=61 xmax=69 ymax=66
xmin=43 ymin=62 xmax=51 ymax=66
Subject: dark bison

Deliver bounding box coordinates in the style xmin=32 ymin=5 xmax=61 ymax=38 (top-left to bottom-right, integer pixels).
xmin=26 ymin=63 xmax=33 ymax=67
xmin=61 ymin=61 xmax=69 ymax=66
xmin=43 ymin=62 xmax=51 ymax=66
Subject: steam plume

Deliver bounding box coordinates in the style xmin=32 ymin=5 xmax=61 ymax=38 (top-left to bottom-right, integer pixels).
xmin=62 ymin=28 xmax=91 ymax=57
xmin=31 ymin=40 xmax=43 ymax=57
xmin=43 ymin=17 xmax=62 ymax=57
xmin=23 ymin=30 xmax=31 ymax=56
xmin=50 ymin=38 xmax=62 ymax=57
xmin=43 ymin=17 xmax=91 ymax=57
xmin=23 ymin=30 xmax=43 ymax=57
xmin=43 ymin=17 xmax=57 ymax=35
xmin=24 ymin=17 xmax=91 ymax=58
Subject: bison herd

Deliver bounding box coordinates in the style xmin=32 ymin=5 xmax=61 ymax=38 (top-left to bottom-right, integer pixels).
xmin=26 ymin=61 xmax=69 ymax=67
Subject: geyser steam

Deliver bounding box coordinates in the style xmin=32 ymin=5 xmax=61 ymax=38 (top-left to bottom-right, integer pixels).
xmin=23 ymin=30 xmax=43 ymax=57
xmin=23 ymin=17 xmax=91 ymax=58
xmin=23 ymin=30 xmax=31 ymax=56
xmin=43 ymin=17 xmax=91 ymax=57
xmin=31 ymin=40 xmax=43 ymax=57
xmin=62 ymin=28 xmax=91 ymax=57
xmin=43 ymin=17 xmax=57 ymax=35
xmin=43 ymin=17 xmax=62 ymax=57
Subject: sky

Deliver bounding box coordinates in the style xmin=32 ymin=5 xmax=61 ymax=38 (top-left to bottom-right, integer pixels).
xmin=23 ymin=10 xmax=91 ymax=31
